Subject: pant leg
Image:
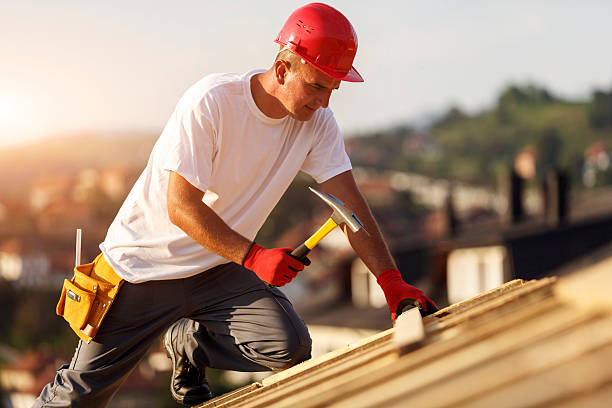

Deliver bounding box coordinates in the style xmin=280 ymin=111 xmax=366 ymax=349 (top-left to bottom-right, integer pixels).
xmin=180 ymin=263 xmax=312 ymax=372
xmin=34 ymin=278 xmax=188 ymax=408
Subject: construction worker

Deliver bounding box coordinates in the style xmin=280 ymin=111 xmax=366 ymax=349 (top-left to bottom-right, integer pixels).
xmin=35 ymin=3 xmax=437 ymax=407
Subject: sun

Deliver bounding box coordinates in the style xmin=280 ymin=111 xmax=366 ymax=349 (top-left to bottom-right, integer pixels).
xmin=0 ymin=95 xmax=20 ymax=130
xmin=0 ymin=96 xmax=16 ymax=118
xmin=0 ymin=93 xmax=29 ymax=145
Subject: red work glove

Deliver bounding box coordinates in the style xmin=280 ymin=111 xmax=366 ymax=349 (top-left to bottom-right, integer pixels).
xmin=377 ymin=269 xmax=438 ymax=322
xmin=242 ymin=243 xmax=305 ymax=287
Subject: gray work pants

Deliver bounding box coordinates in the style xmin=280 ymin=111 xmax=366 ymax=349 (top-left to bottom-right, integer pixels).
xmin=34 ymin=261 xmax=312 ymax=407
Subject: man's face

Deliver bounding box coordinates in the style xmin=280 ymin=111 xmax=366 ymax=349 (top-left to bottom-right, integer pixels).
xmin=282 ymin=63 xmax=341 ymax=121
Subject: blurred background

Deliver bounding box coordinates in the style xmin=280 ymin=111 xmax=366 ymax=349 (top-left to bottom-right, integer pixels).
xmin=1 ymin=1 xmax=612 ymax=407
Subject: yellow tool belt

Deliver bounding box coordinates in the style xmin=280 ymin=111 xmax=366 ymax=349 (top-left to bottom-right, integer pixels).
xmin=56 ymin=253 xmax=124 ymax=343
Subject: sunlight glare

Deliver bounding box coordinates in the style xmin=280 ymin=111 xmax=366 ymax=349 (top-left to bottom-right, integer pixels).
xmin=0 ymin=96 xmax=19 ymax=128
xmin=0 ymin=92 xmax=31 ymax=145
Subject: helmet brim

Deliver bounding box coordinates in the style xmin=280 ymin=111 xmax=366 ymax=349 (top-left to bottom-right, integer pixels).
xmin=334 ymin=66 xmax=364 ymax=83
xmin=310 ymin=64 xmax=364 ymax=83
xmin=297 ymin=53 xmax=365 ymax=83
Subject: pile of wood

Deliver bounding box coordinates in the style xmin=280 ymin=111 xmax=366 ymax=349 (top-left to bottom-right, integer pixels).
xmin=199 ymin=257 xmax=612 ymax=408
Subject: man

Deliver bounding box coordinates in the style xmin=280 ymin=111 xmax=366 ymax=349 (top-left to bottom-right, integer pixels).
xmin=36 ymin=3 xmax=436 ymax=407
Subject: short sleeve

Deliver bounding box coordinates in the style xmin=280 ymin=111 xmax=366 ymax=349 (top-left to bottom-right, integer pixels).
xmin=301 ymin=111 xmax=352 ymax=183
xmin=162 ymin=100 xmax=216 ymax=192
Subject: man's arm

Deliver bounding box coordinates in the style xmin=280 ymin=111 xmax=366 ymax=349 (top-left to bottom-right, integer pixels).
xmin=320 ymin=170 xmax=437 ymax=319
xmin=166 ymin=170 xmax=305 ymax=286
xmin=319 ymin=170 xmax=396 ymax=277
xmin=167 ymin=170 xmax=252 ymax=263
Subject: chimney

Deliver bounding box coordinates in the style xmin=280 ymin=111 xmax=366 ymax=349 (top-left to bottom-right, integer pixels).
xmin=505 ymin=169 xmax=524 ymax=225
xmin=543 ymin=169 xmax=569 ymax=226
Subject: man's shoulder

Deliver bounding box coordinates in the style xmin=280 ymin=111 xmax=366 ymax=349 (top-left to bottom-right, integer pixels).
xmin=309 ymin=107 xmax=339 ymax=133
xmin=187 ymin=72 xmax=244 ymax=98
xmin=174 ymin=72 xmax=247 ymax=117
xmin=313 ymin=107 xmax=335 ymax=122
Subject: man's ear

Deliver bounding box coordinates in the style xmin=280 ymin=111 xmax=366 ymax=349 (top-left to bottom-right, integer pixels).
xmin=274 ymin=60 xmax=289 ymax=85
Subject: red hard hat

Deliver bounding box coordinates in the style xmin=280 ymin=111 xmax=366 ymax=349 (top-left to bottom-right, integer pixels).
xmin=275 ymin=3 xmax=364 ymax=82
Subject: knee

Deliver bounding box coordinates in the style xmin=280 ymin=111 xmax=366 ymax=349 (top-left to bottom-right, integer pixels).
xmin=286 ymin=332 xmax=312 ymax=367
xmin=260 ymin=328 xmax=312 ymax=370
xmin=270 ymin=340 xmax=312 ymax=370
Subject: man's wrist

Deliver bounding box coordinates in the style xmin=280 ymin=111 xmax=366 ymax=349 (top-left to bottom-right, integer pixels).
xmin=241 ymin=242 xmax=258 ymax=266
xmin=376 ymin=268 xmax=401 ymax=288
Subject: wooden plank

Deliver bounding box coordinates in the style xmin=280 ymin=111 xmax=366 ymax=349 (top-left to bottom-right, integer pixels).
xmin=555 ymin=256 xmax=612 ymax=312
xmin=200 ymin=278 xmax=554 ymax=408
xmin=261 ymin=327 xmax=392 ymax=387
xmin=259 ymin=297 xmax=566 ymax=408
xmin=199 ymin=329 xmax=393 ymax=408
xmin=549 ymin=380 xmax=612 ymax=408
xmin=239 ymin=347 xmax=397 ymax=408
xmin=228 ymin=281 xmax=554 ymax=407
xmin=199 ymin=383 xmax=262 ymax=407
xmin=328 ymin=313 xmax=612 ymax=408
xmin=201 ymin=269 xmax=612 ymax=408
xmin=457 ymin=341 xmax=612 ymax=408
xmin=432 ymin=279 xmax=527 ymax=317
xmin=427 ymin=278 xmax=556 ymax=336
xmin=205 ymin=337 xmax=395 ymax=408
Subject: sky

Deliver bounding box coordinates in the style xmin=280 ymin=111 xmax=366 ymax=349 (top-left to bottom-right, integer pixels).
xmin=1 ymin=0 xmax=611 ymax=148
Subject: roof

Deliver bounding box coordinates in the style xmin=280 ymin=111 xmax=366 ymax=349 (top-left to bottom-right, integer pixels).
xmin=198 ymin=254 xmax=612 ymax=408
xmin=0 ymin=350 xmax=63 ymax=394
xmin=0 ymin=237 xmax=43 ymax=255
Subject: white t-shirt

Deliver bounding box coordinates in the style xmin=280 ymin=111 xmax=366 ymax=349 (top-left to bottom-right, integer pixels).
xmin=100 ymin=70 xmax=352 ymax=283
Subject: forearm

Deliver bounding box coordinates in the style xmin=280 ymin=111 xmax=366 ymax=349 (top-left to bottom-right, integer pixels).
xmin=320 ymin=171 xmax=438 ymax=319
xmin=342 ymin=194 xmax=397 ymax=277
xmin=167 ymin=171 xmax=252 ymax=264
xmin=169 ymin=201 xmax=252 ymax=264
xmin=321 ymin=171 xmax=396 ymax=277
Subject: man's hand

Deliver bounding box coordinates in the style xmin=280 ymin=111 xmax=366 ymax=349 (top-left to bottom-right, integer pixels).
xmin=242 ymin=243 xmax=306 ymax=287
xmin=377 ymin=269 xmax=438 ymax=322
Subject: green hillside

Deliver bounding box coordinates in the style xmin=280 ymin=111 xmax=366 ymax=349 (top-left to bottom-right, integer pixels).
xmin=352 ymin=84 xmax=612 ymax=188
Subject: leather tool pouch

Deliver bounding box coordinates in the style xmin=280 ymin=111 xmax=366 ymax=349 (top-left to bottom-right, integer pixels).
xmin=56 ymin=253 xmax=124 ymax=343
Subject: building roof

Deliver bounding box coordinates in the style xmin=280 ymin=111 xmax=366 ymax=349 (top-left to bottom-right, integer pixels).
xmin=198 ymin=254 xmax=612 ymax=408
xmin=0 ymin=237 xmax=43 ymax=255
xmin=0 ymin=350 xmax=63 ymax=394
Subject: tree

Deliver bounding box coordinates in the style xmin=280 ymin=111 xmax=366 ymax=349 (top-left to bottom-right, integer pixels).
xmin=536 ymin=128 xmax=563 ymax=178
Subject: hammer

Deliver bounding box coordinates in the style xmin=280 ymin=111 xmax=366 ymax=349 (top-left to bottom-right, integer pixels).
xmin=291 ymin=187 xmax=365 ymax=261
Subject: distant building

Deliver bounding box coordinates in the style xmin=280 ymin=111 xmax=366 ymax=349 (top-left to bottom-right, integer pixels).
xmin=72 ymin=168 xmax=99 ymax=203
xmin=1 ymin=349 xmax=165 ymax=408
xmin=583 ymin=141 xmax=610 ymax=187
xmin=99 ymin=166 xmax=136 ymax=201
xmin=35 ymin=199 xmax=95 ymax=237
xmin=0 ymin=238 xmax=50 ymax=287
xmin=29 ymin=174 xmax=73 ymax=212
xmin=0 ymin=350 xmax=60 ymax=408
xmin=447 ymin=245 xmax=509 ymax=304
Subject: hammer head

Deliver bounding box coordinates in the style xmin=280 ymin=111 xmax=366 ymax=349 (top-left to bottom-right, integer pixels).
xmin=309 ymin=187 xmax=364 ymax=233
